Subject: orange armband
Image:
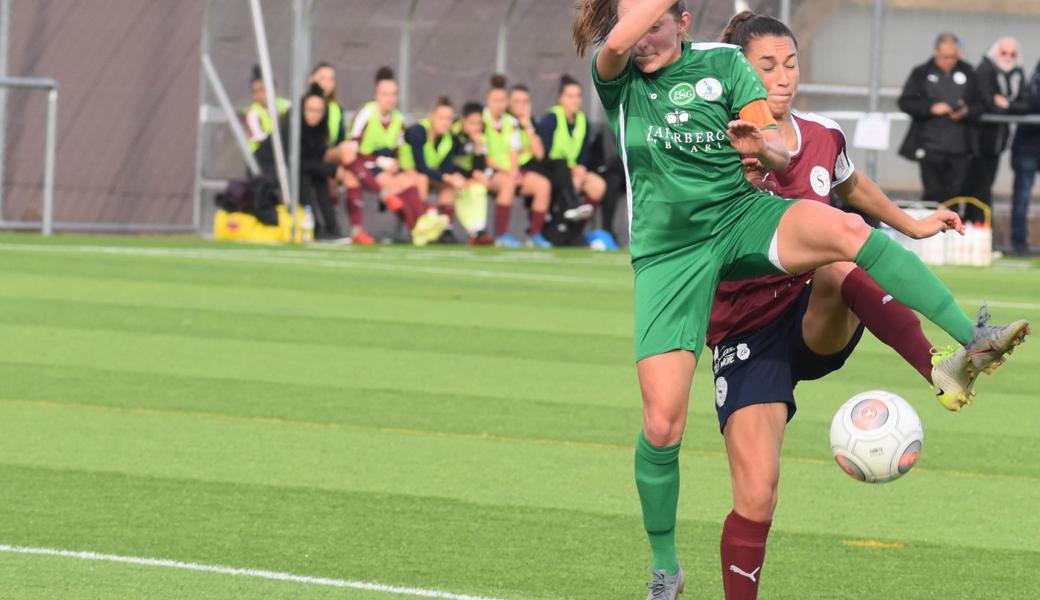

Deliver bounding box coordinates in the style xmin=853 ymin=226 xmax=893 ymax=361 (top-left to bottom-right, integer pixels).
xmin=738 ymin=100 xmax=777 ymax=131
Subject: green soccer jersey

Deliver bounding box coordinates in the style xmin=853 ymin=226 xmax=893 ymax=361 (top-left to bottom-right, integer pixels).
xmin=593 ymin=42 xmax=770 ymax=259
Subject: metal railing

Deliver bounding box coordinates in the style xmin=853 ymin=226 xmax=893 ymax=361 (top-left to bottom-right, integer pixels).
xmin=0 ymin=76 xmax=57 ymax=236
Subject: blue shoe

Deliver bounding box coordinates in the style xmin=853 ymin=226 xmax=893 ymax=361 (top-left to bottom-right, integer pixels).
xmin=495 ymin=233 xmax=522 ymax=248
xmin=586 ymin=229 xmax=620 ymax=251
xmin=528 ymin=233 xmax=552 ymax=248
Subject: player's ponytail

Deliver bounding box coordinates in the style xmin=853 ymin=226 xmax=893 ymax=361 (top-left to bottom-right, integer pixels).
xmin=573 ymin=1 xmax=688 ymax=57
xmin=721 ymin=11 xmax=798 ymax=49
xmin=572 ymin=0 xmax=616 ymax=58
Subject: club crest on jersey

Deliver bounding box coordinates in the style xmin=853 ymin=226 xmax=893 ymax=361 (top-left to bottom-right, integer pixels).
xmin=665 ymin=110 xmax=690 ymax=125
xmin=696 ymin=78 xmax=723 ymax=102
xmin=668 ymin=82 xmax=696 ymax=106
xmin=810 ymin=166 xmax=831 ymax=196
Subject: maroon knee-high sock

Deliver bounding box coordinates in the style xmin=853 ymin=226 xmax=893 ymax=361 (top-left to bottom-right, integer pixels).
xmin=530 ymin=210 xmax=546 ymax=236
xmin=495 ymin=204 xmax=512 ymax=237
xmin=439 ymin=204 xmax=455 ymax=222
xmin=346 ymin=187 xmax=364 ymax=227
xmin=840 ymin=266 xmax=934 ymax=383
xmin=721 ymin=511 xmax=771 ymax=600
xmin=398 ymin=187 xmax=424 ymax=230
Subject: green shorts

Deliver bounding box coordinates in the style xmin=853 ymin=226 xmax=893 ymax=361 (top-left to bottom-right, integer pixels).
xmin=632 ymin=192 xmax=796 ymax=362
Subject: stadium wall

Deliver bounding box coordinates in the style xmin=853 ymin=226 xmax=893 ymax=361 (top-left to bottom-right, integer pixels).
xmin=2 ymin=0 xmax=203 ymax=227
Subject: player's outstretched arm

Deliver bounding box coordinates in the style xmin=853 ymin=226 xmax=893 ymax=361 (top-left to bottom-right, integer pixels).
xmin=835 ymin=172 xmax=964 ymax=239
xmin=573 ymin=0 xmax=678 ymax=80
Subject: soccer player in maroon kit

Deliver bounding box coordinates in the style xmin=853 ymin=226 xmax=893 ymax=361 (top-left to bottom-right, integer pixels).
xmin=708 ymin=12 xmax=995 ymax=600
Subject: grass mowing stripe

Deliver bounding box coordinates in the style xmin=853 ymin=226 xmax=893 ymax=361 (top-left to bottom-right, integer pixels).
xmin=0 ymin=297 xmax=631 ymax=366
xmin=6 ymin=398 xmax=1040 ymax=485
xmin=0 ymin=243 xmax=626 ymax=286
xmin=2 ymin=355 xmax=1037 ymax=479
xmin=1 ymin=464 xmax=1036 ymax=600
xmin=0 ymin=324 xmax=637 ymax=408
xmin=0 ymin=545 xmax=506 ymax=600
xmin=2 ymin=401 xmax=1037 ymax=553
xmin=0 ymin=272 xmax=630 ymax=337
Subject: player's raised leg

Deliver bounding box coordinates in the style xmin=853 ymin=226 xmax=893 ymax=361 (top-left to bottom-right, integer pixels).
xmin=774 ymin=200 xmax=1030 ymax=375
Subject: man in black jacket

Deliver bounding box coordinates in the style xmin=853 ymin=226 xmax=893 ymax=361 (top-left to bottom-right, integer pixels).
xmin=899 ymin=33 xmax=983 ymax=207
xmin=965 ymin=37 xmax=1029 ymax=223
xmin=1010 ymin=61 xmax=1040 ymax=256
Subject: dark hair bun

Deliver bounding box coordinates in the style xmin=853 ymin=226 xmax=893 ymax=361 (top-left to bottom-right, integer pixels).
xmin=375 ymin=66 xmax=395 ymax=83
xmin=489 ymin=73 xmax=508 ymax=90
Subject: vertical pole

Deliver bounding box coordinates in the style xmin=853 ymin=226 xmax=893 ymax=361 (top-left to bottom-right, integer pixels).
xmin=0 ymin=0 xmax=11 ymax=220
xmin=289 ymin=0 xmax=304 ymax=243
xmin=249 ymin=0 xmax=292 ymax=233
xmin=496 ymin=0 xmax=518 ymax=76
xmin=192 ymin=0 xmax=211 ymax=234
xmin=41 ymin=87 xmax=57 ymax=236
xmin=399 ymin=0 xmax=419 ymax=114
xmin=865 ymin=0 xmax=884 ymax=181
xmin=780 ymin=0 xmax=791 ymax=24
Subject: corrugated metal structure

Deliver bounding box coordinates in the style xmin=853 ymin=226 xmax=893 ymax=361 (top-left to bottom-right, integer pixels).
xmin=3 ymin=1 xmax=1038 ymax=235
xmin=2 ymin=0 xmax=204 ymax=227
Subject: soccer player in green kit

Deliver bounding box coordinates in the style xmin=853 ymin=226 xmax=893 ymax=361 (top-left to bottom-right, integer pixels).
xmin=571 ymin=1 xmax=1031 ymax=598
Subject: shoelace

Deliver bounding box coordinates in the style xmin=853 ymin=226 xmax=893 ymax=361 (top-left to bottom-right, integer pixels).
xmin=646 ymin=571 xmax=670 ymax=599
xmin=976 ymin=303 xmax=991 ymax=329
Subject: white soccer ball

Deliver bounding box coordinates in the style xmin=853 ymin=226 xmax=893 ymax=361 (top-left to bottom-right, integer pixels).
xmin=829 ymin=390 xmax=924 ymax=484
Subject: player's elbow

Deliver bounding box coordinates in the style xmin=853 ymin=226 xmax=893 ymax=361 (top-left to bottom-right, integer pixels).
xmin=602 ymin=33 xmax=633 ymax=59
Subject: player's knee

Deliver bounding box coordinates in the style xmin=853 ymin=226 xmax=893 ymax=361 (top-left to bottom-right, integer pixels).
xmin=643 ymin=413 xmax=684 ymax=447
xmin=836 ymin=213 xmax=871 ymax=255
xmin=736 ymin=481 xmax=779 ymax=521
xmin=813 ymin=261 xmax=856 ymax=296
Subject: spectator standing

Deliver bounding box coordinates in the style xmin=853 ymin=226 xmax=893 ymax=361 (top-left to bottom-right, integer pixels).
xmin=898 ymin=33 xmax=983 ymax=207
xmin=1010 ymin=59 xmax=1040 ymax=256
xmin=965 ymin=37 xmax=1029 ymax=223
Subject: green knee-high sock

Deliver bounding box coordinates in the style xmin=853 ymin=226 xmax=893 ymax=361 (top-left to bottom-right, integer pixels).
xmin=635 ymin=432 xmax=681 ymax=576
xmin=854 ymin=229 xmax=974 ymax=345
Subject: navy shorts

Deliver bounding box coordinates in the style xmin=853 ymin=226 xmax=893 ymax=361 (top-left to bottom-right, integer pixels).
xmin=710 ymin=282 xmax=865 ymax=433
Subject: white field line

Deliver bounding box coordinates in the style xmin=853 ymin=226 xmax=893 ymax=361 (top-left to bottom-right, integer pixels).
xmin=0 ymin=243 xmax=625 ymax=286
xmin=961 ymin=299 xmax=1040 ymax=311
xmin=0 ymin=544 xmax=506 ymax=600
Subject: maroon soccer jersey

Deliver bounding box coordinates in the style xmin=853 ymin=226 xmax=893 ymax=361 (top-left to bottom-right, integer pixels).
xmin=707 ymin=112 xmax=855 ymax=348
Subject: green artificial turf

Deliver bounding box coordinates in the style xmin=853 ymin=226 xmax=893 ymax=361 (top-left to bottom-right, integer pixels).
xmin=0 ymin=234 xmax=1037 ymax=599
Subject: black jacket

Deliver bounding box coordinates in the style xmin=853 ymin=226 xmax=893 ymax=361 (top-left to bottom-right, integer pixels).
xmin=975 ymin=56 xmax=1029 ymax=157
xmin=254 ymin=111 xmax=338 ymax=181
xmin=898 ymin=58 xmax=983 ymax=161
xmin=1012 ymin=62 xmax=1040 ymax=155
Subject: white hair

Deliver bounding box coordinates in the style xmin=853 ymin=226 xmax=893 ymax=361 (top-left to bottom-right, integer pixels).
xmin=987 ymin=37 xmax=1022 ymax=71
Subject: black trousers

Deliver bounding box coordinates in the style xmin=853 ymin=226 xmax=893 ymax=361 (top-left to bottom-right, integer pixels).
xmin=299 ymin=174 xmax=342 ymax=238
xmin=962 ymin=154 xmax=1001 ymax=223
xmin=919 ymin=151 xmax=972 ymax=206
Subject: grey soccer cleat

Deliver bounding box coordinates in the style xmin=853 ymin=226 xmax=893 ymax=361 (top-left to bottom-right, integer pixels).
xmin=646 ymin=563 xmax=685 ymax=600
xmin=964 ymin=304 xmax=1031 ymax=376
xmin=931 ymin=346 xmax=977 ymax=411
